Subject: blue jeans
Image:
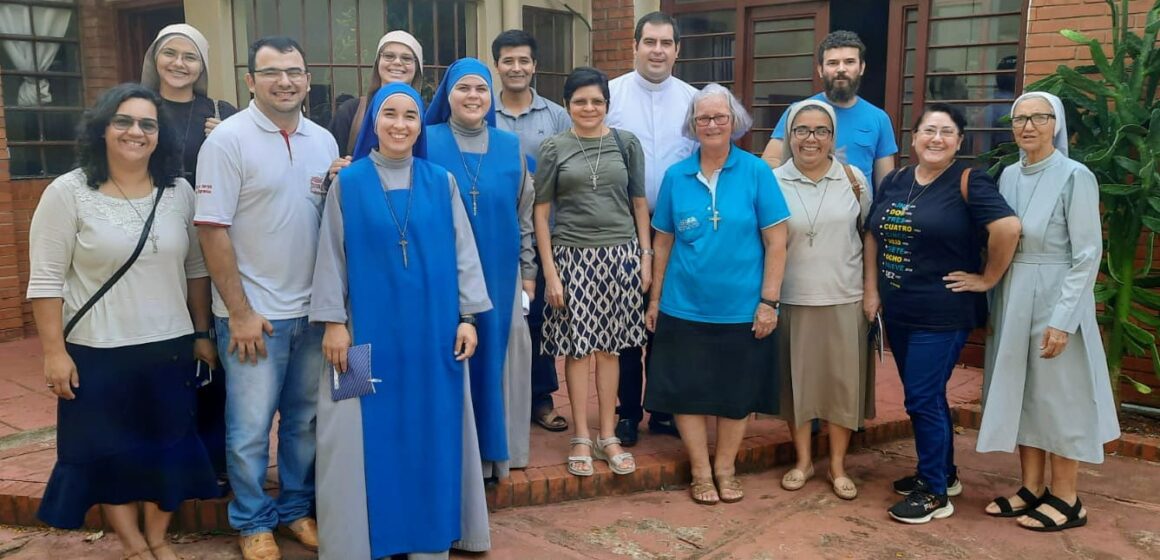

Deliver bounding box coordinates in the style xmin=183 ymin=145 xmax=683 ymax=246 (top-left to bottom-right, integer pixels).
xmin=217 ymin=316 xmax=323 ymax=535
xmin=885 ymin=324 xmax=969 ymax=496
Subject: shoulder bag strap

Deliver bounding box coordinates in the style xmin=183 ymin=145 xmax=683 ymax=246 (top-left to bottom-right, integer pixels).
xmin=610 ymin=128 xmax=634 ymax=197
xmin=842 ymin=163 xmax=865 ymax=230
xmin=346 ymin=96 xmax=369 ymax=157
xmin=64 ymin=186 xmax=166 ymax=338
xmin=959 ymin=167 xmax=972 ymax=203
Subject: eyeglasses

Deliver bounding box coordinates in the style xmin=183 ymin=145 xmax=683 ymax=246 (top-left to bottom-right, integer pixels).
xmin=1011 ymin=113 xmax=1055 ymax=127
xmin=790 ymin=126 xmax=833 ymax=140
xmin=252 ymin=67 xmax=308 ymax=81
xmin=570 ymin=98 xmax=607 ymax=108
xmin=109 ymin=114 xmax=159 ymax=134
xmin=916 ymin=127 xmax=959 ymax=139
xmin=380 ymin=52 xmax=417 ymax=66
xmin=695 ymin=114 xmax=731 ymax=127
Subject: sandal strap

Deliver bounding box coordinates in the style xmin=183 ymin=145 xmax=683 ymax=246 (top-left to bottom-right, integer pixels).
xmin=1015 ymin=486 xmax=1042 ymax=508
xmin=992 ymin=495 xmax=1014 ymax=513
xmin=569 ymin=437 xmax=594 ymax=447
xmin=608 ymin=452 xmax=633 ymax=464
xmin=597 ymin=436 xmax=623 ymax=447
xmin=567 ymin=455 xmax=593 ymax=463
xmin=1024 ymin=508 xmax=1060 ymax=528
xmin=1039 ymin=491 xmax=1079 ymax=519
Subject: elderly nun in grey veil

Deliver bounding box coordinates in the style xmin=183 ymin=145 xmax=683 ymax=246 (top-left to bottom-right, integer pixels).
xmin=977 ymin=91 xmax=1119 ymax=533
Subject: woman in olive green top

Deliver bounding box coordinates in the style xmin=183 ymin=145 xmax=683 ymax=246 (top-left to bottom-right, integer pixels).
xmin=534 ymin=67 xmax=650 ymax=478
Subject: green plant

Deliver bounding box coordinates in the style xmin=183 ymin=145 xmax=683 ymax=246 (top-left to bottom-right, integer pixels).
xmin=987 ymin=0 xmax=1160 ymax=408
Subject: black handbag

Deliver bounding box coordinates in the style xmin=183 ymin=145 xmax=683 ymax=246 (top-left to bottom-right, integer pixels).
xmin=63 ymin=186 xmax=166 ymax=337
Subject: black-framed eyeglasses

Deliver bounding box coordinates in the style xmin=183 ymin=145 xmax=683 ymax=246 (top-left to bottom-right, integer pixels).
xmin=253 ymin=67 xmax=308 ymax=81
xmin=694 ymin=114 xmax=731 ymax=127
xmin=791 ymin=126 xmax=833 ymax=140
xmin=109 ymin=114 xmax=159 ymax=134
xmin=1011 ymin=113 xmax=1055 ymax=127
xmin=380 ymin=52 xmax=417 ymax=66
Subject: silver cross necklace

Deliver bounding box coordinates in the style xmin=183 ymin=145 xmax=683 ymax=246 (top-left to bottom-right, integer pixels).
xmin=573 ymin=129 xmax=604 ymax=190
xmin=109 ymin=176 xmax=159 ymax=253
xmin=382 ymin=166 xmax=416 ymax=268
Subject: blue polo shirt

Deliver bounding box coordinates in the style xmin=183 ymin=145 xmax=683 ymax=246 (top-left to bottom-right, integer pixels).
xmin=773 ymin=93 xmax=898 ymax=187
xmin=652 ymin=146 xmax=791 ymax=324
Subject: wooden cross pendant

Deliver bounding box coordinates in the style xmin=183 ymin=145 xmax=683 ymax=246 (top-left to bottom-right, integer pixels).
xmin=399 ymin=238 xmax=410 ymax=269
xmin=469 ymin=186 xmax=481 ymax=216
xmin=710 ymin=209 xmax=722 ymax=231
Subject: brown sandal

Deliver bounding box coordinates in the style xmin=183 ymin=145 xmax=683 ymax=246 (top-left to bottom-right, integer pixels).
xmin=149 ymin=541 xmax=185 ymax=560
xmin=690 ymin=478 xmax=720 ymax=505
xmin=533 ymin=409 xmax=569 ymax=432
xmin=715 ymin=474 xmax=744 ymax=503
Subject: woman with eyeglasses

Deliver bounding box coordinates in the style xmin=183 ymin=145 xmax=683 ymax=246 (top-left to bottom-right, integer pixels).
xmin=535 ymin=67 xmax=649 ymax=479
xmin=327 ymin=31 xmax=425 ymax=175
xmin=864 ymin=102 xmax=1020 ymax=524
xmin=977 ymin=92 xmax=1118 ymax=532
xmin=773 ymin=100 xmax=874 ymax=501
xmin=28 ymin=83 xmax=218 ymax=560
xmin=644 ymin=83 xmax=789 ymax=505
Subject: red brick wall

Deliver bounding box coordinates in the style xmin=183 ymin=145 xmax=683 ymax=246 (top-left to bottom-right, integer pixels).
xmin=0 ymin=0 xmax=122 ymax=340
xmin=1024 ymin=0 xmax=1155 ymax=82
xmin=591 ymin=0 xmax=636 ymax=78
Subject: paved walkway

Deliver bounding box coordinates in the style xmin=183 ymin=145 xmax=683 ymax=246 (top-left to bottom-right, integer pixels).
xmin=1 ymin=430 xmax=1156 ymax=559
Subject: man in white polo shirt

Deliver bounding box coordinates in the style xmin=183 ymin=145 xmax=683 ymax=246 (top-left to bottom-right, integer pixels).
xmin=195 ymin=36 xmax=338 ymax=560
xmin=606 ymin=11 xmax=698 ymax=446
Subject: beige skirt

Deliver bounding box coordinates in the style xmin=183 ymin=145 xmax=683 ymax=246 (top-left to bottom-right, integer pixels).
xmin=776 ymin=302 xmax=875 ymax=430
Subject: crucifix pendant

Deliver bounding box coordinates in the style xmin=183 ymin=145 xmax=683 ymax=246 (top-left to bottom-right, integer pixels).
xmin=806 ymin=230 xmax=817 ymax=247
xmin=591 ymin=173 xmax=599 ymax=190
xmin=710 ymin=209 xmax=721 ymax=231
xmin=469 ymin=186 xmax=481 ymax=216
xmin=399 ymin=238 xmax=410 ymax=268
xmin=149 ymin=231 xmax=159 ymax=253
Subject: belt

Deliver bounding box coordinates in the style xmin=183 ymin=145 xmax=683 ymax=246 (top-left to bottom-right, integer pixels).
xmin=1012 ymin=252 xmax=1070 ymax=265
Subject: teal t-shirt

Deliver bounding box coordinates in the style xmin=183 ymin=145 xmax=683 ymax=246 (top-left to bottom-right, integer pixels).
xmin=652 ymin=146 xmax=791 ymax=324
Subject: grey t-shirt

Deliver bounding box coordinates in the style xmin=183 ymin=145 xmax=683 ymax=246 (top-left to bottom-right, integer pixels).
xmin=533 ymin=129 xmax=646 ymax=247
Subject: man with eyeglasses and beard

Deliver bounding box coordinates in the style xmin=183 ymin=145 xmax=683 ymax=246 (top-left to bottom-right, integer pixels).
xmin=761 ymin=30 xmax=897 ymax=191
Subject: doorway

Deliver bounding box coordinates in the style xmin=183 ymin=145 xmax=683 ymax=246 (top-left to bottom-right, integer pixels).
xmin=116 ymin=3 xmax=185 ymax=84
xmin=829 ymin=0 xmax=890 ymax=110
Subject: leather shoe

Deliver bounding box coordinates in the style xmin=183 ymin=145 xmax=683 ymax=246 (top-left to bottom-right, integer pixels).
xmin=615 ymin=418 xmax=639 ymax=447
xmin=648 ymin=417 xmax=681 ymax=438
xmin=279 ymin=517 xmax=319 ymax=551
xmin=239 ymin=532 xmax=281 ymax=560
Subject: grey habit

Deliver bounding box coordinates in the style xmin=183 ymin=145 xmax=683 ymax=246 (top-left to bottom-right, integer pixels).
xmin=309 ymin=151 xmax=494 ymax=558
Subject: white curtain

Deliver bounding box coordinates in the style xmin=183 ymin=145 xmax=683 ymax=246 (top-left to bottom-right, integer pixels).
xmin=0 ymin=4 xmax=73 ymax=106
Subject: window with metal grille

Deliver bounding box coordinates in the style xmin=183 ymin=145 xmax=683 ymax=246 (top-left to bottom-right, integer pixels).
xmin=522 ymin=6 xmax=572 ymax=106
xmin=0 ymin=0 xmax=82 ymax=178
xmin=230 ymin=0 xmax=478 ymax=127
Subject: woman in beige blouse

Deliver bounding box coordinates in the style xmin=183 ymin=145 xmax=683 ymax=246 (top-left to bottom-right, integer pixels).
xmin=773 ymin=99 xmax=875 ymax=500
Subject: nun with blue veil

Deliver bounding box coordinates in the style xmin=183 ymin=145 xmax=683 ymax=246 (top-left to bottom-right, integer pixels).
xmin=977 ymin=91 xmax=1120 ymax=532
xmin=424 ymin=57 xmax=536 ymax=479
xmin=309 ymin=82 xmax=494 ymax=559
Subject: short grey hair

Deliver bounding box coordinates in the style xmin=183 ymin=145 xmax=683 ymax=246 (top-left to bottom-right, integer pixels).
xmin=682 ymin=83 xmax=753 ymax=141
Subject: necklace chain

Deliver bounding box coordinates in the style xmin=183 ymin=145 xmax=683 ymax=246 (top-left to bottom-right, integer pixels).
xmin=904 ymin=165 xmax=952 ymax=210
xmin=454 ymin=134 xmax=486 ymax=215
xmin=573 ymin=129 xmax=604 ymax=190
xmin=108 ymin=176 xmax=159 ymax=253
xmin=790 ymin=175 xmax=830 ymax=247
xmin=382 ymin=165 xmax=416 ymax=268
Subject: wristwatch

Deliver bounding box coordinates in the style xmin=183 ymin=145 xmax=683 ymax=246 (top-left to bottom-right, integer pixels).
xmin=193 ymin=330 xmax=214 ymax=340
xmin=459 ymin=314 xmax=477 ymax=326
xmin=759 ymin=298 xmax=780 ymax=310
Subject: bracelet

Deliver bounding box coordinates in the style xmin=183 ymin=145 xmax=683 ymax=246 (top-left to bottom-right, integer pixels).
xmin=459 ymin=314 xmax=477 ymax=326
xmin=640 ymin=248 xmax=655 ymax=256
xmin=759 ymin=298 xmax=780 ymax=310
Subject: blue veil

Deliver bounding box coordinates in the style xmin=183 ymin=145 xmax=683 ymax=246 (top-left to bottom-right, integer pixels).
xmin=350 ymin=82 xmax=428 ymax=160
xmin=422 ymin=57 xmax=496 ymax=127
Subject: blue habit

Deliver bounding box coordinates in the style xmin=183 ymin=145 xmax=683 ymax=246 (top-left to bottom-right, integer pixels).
xmin=426 ymin=123 xmax=522 ymax=462
xmin=339 ymin=156 xmax=462 ymax=557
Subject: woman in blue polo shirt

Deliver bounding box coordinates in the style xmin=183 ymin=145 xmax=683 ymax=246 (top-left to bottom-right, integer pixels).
xmin=645 ymin=83 xmax=790 ymax=506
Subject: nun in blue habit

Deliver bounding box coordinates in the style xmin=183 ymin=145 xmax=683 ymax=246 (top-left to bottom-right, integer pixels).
xmin=424 ymin=57 xmax=536 ymax=479
xmin=309 ymin=82 xmax=494 ymax=559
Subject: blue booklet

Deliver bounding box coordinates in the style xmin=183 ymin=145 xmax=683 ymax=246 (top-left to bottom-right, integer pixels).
xmin=330 ymin=343 xmax=380 ymax=401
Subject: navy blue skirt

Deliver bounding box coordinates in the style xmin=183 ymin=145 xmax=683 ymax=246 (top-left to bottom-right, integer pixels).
xmin=37 ymin=335 xmax=218 ymax=529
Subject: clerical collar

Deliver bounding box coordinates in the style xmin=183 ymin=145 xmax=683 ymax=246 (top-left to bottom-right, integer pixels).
xmin=631 ymin=71 xmax=677 ymax=92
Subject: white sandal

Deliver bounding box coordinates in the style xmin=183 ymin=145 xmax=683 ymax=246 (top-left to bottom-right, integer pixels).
xmin=595 ymin=436 xmax=636 ymax=475
xmin=567 ymin=437 xmax=594 ymax=477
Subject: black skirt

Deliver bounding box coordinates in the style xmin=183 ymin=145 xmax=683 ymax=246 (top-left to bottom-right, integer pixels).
xmin=644 ymin=312 xmax=779 ymax=419
xmin=37 ymin=335 xmax=218 ymax=529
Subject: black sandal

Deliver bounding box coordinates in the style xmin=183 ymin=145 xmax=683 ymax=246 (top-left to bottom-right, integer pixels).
xmin=986 ymin=486 xmax=1043 ymax=518
xmin=1022 ymin=490 xmax=1088 ymax=532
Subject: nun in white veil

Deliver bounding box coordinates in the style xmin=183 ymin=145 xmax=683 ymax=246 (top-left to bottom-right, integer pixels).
xmin=977 ymin=91 xmax=1119 ymax=532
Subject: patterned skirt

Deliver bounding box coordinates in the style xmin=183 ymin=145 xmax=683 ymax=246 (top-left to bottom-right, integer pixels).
xmin=542 ymin=240 xmax=647 ymax=359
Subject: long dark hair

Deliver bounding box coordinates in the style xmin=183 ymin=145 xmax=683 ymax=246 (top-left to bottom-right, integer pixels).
xmin=76 ymin=83 xmax=182 ymax=189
